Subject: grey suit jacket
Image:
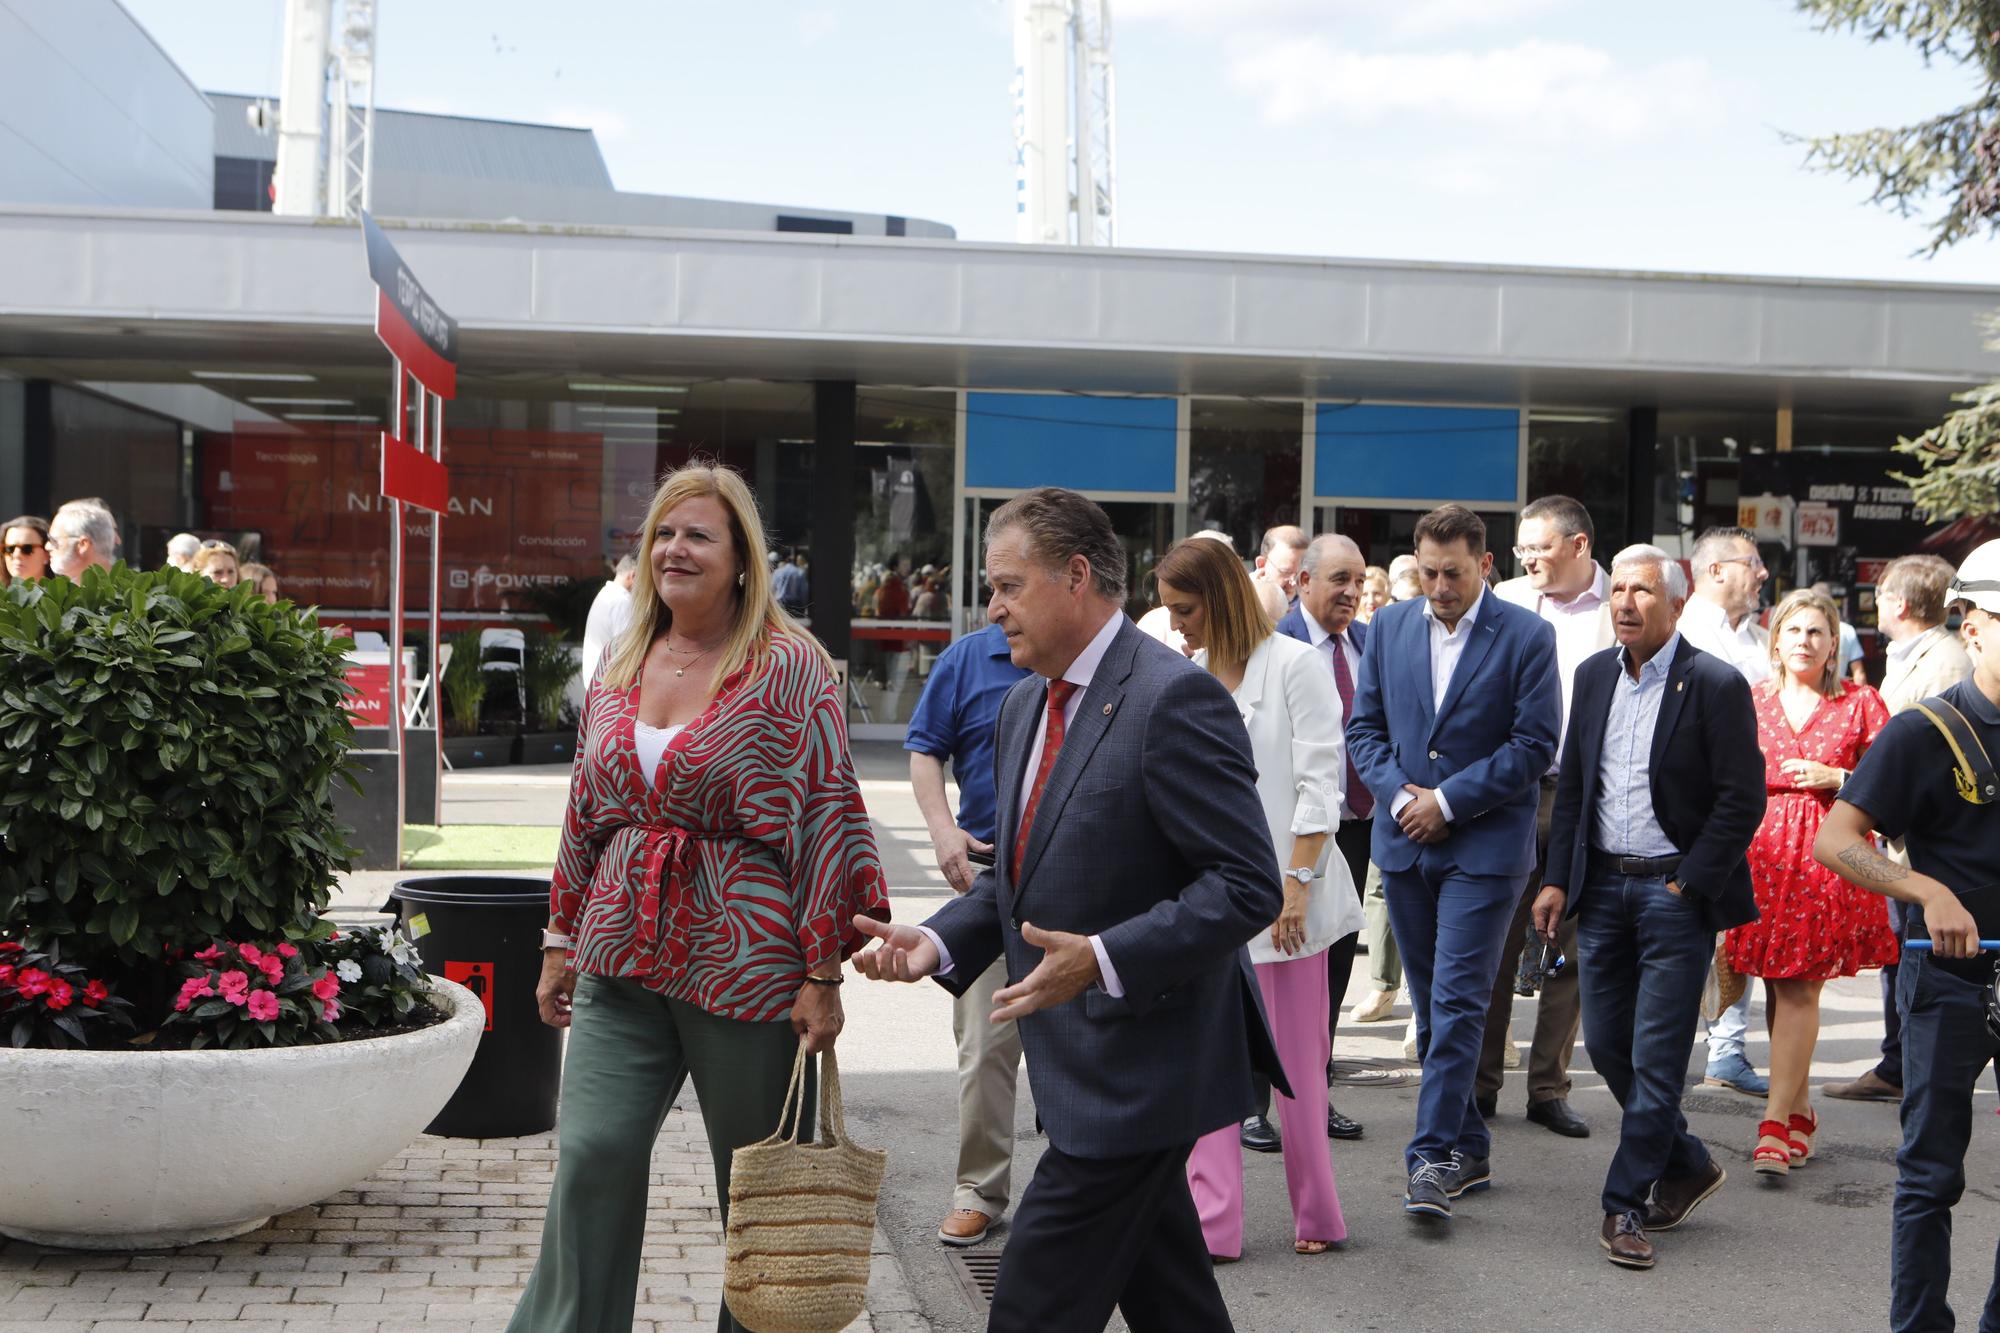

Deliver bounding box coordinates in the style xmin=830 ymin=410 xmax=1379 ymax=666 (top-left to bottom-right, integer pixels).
xmin=923 ymin=617 xmax=1287 ymax=1159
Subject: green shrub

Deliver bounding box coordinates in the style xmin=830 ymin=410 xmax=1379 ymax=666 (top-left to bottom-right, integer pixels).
xmin=0 ymin=565 xmax=356 ymax=971
xmin=441 ymin=629 xmax=487 ymax=735
xmin=521 ymin=628 xmax=578 ymax=731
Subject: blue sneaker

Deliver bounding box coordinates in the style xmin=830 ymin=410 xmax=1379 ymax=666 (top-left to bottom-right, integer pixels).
xmin=1703 ymin=1052 xmax=1769 ymax=1097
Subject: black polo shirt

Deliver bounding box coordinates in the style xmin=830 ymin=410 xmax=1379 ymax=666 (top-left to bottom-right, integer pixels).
xmin=1840 ymin=677 xmax=2000 ymax=982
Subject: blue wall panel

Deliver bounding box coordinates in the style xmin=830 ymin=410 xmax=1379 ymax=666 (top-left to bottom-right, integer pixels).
xmin=1314 ymin=404 xmax=1519 ymax=503
xmin=965 ymin=393 xmax=1178 ymax=493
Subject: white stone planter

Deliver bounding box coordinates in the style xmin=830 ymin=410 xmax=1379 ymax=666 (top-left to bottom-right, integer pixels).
xmin=0 ymin=977 xmax=484 ymax=1250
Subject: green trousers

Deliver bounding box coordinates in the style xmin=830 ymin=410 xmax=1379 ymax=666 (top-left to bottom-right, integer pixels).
xmin=507 ymin=975 xmax=814 ymax=1333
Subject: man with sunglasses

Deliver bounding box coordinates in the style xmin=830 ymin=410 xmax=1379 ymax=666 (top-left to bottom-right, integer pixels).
xmin=1814 ymin=539 xmax=2000 ymax=1332
xmin=2 ymin=515 xmax=50 ymax=582
xmin=1674 ymin=524 xmax=1772 ymax=1099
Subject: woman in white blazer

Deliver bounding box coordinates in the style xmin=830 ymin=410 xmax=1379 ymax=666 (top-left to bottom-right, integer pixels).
xmin=1155 ymin=536 xmax=1362 ymax=1260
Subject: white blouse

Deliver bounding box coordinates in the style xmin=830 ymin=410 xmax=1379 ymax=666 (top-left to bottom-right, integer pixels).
xmin=633 ymin=722 xmax=684 ymax=779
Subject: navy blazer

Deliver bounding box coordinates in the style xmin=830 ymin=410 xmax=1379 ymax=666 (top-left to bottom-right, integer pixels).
xmin=1345 ymin=592 xmax=1561 ymax=878
xmin=923 ymin=617 xmax=1288 ymax=1159
xmin=1274 ymin=605 xmax=1367 ymax=659
xmin=1545 ymin=637 xmax=1766 ymax=933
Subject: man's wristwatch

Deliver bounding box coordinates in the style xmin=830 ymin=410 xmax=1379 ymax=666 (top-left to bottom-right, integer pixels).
xmin=1285 ymin=866 xmax=1317 ymax=886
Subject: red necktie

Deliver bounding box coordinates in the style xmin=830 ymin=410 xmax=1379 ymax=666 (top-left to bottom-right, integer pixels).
xmin=1012 ymin=679 xmax=1078 ymax=881
xmin=1329 ymin=635 xmax=1373 ymax=819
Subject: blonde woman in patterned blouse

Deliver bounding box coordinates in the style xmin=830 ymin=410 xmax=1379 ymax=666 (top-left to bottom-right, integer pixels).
xmin=510 ymin=462 xmax=890 ymax=1333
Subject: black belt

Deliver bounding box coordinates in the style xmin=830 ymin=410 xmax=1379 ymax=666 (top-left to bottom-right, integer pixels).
xmin=1589 ymin=850 xmax=1683 ymax=878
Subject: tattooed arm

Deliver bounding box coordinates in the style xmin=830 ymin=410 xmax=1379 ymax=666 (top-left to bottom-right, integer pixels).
xmin=1814 ymin=800 xmax=1980 ymax=958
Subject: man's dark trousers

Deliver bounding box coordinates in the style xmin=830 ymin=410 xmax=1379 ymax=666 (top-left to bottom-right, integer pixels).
xmin=1477 ymin=779 xmax=1580 ymax=1105
xmin=1382 ymin=843 xmax=1517 ymax=1170
xmin=987 ymin=1140 xmax=1231 ymax=1332
xmin=1871 ymin=901 xmax=1910 ymax=1089
xmin=1573 ymin=867 xmax=1714 ymax=1215
xmin=1891 ymin=948 xmax=2000 ymax=1332
xmin=1326 ymin=818 xmax=1373 ymax=1033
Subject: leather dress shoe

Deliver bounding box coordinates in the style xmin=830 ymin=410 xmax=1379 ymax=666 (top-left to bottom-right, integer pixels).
xmin=1474 ymin=1092 xmax=1497 ymax=1119
xmin=1326 ymin=1105 xmax=1364 ymax=1140
xmin=1825 ymin=1069 xmax=1903 ymax=1102
xmin=1404 ymin=1159 xmax=1453 ymax=1220
xmin=1240 ymin=1114 xmax=1282 ymax=1153
xmin=1526 ymin=1097 xmax=1590 ymax=1138
xmin=1601 ymin=1211 xmax=1655 ymax=1269
xmin=1644 ymin=1157 xmax=1726 ymax=1232
xmin=938 ymin=1208 xmax=993 ymax=1246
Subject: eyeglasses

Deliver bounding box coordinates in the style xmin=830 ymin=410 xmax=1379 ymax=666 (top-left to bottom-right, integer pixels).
xmin=1715 ymin=556 xmax=1766 ymax=572
xmin=1511 ymin=543 xmax=1559 ymax=561
xmin=3 ymin=543 xmax=43 ymax=556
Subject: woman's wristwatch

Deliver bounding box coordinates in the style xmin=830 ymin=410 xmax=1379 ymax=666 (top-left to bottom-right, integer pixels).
xmin=1285 ymin=866 xmax=1317 ymax=886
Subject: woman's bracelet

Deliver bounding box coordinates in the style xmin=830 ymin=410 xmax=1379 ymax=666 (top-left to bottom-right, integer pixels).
xmin=802 ymin=973 xmax=844 ymax=987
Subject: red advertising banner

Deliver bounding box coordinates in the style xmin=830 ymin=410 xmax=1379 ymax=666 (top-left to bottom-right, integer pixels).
xmin=381 ymin=432 xmax=449 ymax=513
xmin=200 ymin=423 xmax=619 ymax=614
xmin=344 ymin=661 xmax=393 ymax=726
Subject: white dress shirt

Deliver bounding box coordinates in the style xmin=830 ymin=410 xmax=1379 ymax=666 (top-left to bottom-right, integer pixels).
xmin=581 ymin=578 xmax=633 ymax=684
xmin=1678 ymin=595 xmax=1770 ymax=685
xmin=1387 ymin=588 xmax=1487 ymax=825
xmin=921 ymin=610 xmax=1131 ymax=994
xmin=1303 ymin=612 xmax=1367 ymax=821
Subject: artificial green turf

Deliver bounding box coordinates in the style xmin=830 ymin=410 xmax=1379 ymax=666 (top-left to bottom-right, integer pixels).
xmin=401 ymin=824 xmax=559 ymax=870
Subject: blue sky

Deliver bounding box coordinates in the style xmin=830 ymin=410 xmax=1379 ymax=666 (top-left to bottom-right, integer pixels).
xmin=127 ymin=0 xmax=2000 ymax=284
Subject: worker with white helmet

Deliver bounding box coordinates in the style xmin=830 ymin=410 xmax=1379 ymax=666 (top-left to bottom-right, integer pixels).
xmin=1812 ymin=538 xmax=2000 ymax=1330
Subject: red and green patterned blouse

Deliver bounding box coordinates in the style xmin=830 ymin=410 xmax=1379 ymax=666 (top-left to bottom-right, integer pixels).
xmin=549 ymin=630 xmax=890 ymax=1022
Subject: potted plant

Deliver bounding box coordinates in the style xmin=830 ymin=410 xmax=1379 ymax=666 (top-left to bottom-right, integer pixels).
xmin=440 ymin=626 xmax=506 ymax=768
xmin=519 ymin=627 xmax=581 ymax=765
xmin=0 ymin=564 xmax=482 ymax=1249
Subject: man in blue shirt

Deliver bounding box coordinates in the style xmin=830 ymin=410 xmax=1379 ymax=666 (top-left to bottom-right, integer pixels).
xmin=906 ymin=621 xmax=1033 ymax=1247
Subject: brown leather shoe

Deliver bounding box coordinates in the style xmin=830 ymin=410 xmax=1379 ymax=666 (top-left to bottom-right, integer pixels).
xmin=938 ymin=1208 xmax=993 ymax=1247
xmin=1824 ymin=1070 xmax=1904 ymax=1102
xmin=1601 ymin=1211 xmax=1655 ymax=1269
xmin=1644 ymin=1158 xmax=1726 ymax=1232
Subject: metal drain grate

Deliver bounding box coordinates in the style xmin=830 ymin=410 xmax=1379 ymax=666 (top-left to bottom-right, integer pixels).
xmin=945 ymin=1249 xmax=1003 ymax=1311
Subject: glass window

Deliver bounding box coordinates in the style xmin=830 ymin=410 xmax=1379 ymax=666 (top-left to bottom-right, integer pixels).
xmin=1316 ymin=505 xmax=1518 ymax=576
xmin=1656 ymin=410 xmax=1772 ymax=551
xmin=1525 ymin=411 xmax=1627 ymax=554
xmin=1187 ymin=397 xmax=1301 ymax=557
xmin=847 ymin=390 xmax=955 ymax=728
xmin=962 ymin=496 xmax=1174 ymax=633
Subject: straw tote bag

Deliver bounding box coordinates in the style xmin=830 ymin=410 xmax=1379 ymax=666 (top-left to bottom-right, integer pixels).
xmin=724 ymin=1045 xmax=887 ymax=1333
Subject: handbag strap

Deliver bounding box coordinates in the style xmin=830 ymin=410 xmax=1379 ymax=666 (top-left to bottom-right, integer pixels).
xmin=1912 ymin=697 xmax=1998 ymax=806
xmin=761 ymin=1044 xmax=853 ymax=1147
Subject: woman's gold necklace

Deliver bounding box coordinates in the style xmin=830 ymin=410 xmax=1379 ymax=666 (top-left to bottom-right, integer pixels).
xmin=663 ymin=635 xmax=724 ymax=679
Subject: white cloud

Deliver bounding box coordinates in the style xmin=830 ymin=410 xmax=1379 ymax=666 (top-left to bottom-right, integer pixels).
xmin=1119 ymin=0 xmax=1569 ymax=39
xmin=797 ymin=7 xmax=839 ymax=45
xmin=1229 ymin=37 xmax=1719 ymax=140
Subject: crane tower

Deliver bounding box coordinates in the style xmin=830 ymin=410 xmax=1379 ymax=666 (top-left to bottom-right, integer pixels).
xmin=1013 ymin=0 xmax=1116 ymax=246
xmin=270 ymin=0 xmax=377 ymax=218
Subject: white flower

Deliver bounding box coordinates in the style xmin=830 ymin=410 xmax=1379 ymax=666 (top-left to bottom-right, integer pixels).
xmin=335 ymin=959 xmax=363 ymax=983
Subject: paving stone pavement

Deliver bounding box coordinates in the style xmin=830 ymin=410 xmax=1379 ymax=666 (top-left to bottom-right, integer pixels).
xmin=0 ymin=1095 xmax=930 ymax=1333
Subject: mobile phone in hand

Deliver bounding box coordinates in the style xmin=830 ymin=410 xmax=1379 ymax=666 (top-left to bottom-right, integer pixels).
xmin=966 ymin=848 xmax=995 ymax=868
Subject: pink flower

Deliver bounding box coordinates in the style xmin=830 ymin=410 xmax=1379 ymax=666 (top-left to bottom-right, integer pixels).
xmin=173 ymin=976 xmax=215 ymax=1012
xmin=311 ymin=973 xmax=340 ymax=1002
xmin=0 ymin=964 xmax=14 ymax=988
xmin=14 ymin=968 xmax=50 ymax=998
xmin=0 ymin=941 xmax=21 ymax=954
xmin=238 ymin=943 xmax=263 ymax=966
xmin=322 ymin=999 xmax=340 ymax=1023
xmin=257 ymin=955 xmax=285 ymax=984
xmin=83 ymin=980 xmax=108 ymax=1008
xmin=275 ymin=942 xmax=299 ymax=959
xmin=44 ymin=979 xmax=74 ymax=1011
xmin=246 ymin=990 xmax=279 ymax=1022
xmin=218 ymin=971 xmax=251 ymax=1006
xmin=193 ymin=945 xmax=227 ymax=965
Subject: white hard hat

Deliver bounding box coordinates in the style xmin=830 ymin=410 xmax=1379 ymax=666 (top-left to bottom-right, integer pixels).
xmin=1950 ymin=539 xmax=2000 ymax=616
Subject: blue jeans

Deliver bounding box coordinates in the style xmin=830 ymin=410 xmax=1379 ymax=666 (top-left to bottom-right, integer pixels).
xmin=1575 ymin=869 xmax=1714 ymax=1216
xmin=1892 ymin=949 xmax=2000 ymax=1333
xmin=1382 ymin=849 xmax=1517 ymax=1172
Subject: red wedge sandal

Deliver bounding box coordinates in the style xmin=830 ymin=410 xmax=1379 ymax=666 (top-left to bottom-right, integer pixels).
xmin=1753 ymin=1120 xmax=1792 ymax=1178
xmin=1788 ymin=1108 xmax=1819 ymax=1164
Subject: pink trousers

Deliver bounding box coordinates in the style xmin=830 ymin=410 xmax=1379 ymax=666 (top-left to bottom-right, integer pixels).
xmin=1186 ymin=952 xmax=1348 ymax=1257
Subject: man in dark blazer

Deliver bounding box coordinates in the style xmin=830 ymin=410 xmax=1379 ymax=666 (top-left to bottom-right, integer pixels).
xmin=1279 ymin=532 xmax=1372 ymax=1142
xmin=1345 ymin=505 xmax=1561 ymax=1222
xmin=853 ymin=488 xmax=1285 ymax=1332
xmin=1532 ymin=544 xmax=1765 ymax=1271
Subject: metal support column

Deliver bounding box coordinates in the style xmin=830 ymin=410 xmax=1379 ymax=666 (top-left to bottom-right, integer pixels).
xmin=810 ymin=381 xmax=857 ymax=663
xmin=1626 ymin=406 xmax=1659 ymax=550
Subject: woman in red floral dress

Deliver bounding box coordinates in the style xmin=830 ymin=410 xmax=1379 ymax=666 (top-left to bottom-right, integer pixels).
xmin=1725 ymin=588 xmax=1895 ymax=1180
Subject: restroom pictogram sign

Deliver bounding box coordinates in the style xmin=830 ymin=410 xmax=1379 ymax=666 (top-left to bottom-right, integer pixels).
xmin=445 ymin=961 xmax=494 ymax=1031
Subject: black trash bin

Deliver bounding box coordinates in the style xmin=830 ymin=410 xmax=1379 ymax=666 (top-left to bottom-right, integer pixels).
xmin=385 ymin=874 xmax=562 ymax=1138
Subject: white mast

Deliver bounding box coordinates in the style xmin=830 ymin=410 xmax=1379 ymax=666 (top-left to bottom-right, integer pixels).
xmin=271 ymin=0 xmax=333 ymax=215
xmin=1013 ymin=0 xmax=1116 ymax=246
xmin=329 ymin=0 xmax=378 ymax=218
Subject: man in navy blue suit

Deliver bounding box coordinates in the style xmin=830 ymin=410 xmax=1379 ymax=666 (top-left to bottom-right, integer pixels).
xmin=1346 ymin=505 xmax=1561 ymax=1223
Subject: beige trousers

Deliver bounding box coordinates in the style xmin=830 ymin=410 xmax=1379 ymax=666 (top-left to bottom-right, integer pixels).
xmin=953 ymin=957 xmax=1025 ymax=1217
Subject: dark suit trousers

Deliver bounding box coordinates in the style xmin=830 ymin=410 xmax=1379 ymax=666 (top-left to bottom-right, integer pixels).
xmin=1382 ymin=848 xmax=1517 ymax=1171
xmin=987 ymin=1140 xmax=1233 ymax=1333
xmin=1475 ymin=778 xmax=1581 ymax=1104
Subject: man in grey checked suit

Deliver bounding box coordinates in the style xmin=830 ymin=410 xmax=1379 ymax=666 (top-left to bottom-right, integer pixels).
xmin=854 ymin=488 xmax=1285 ymax=1332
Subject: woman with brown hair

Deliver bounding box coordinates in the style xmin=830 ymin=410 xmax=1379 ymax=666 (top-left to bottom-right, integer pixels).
xmin=1724 ymin=588 xmax=1895 ymax=1179
xmin=1158 ymin=536 xmax=1360 ymax=1260
xmin=510 ymin=462 xmax=890 ymax=1333
xmin=2 ymin=515 xmax=50 ymax=587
